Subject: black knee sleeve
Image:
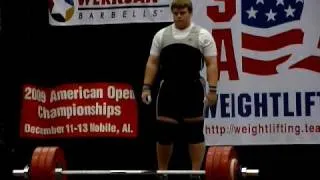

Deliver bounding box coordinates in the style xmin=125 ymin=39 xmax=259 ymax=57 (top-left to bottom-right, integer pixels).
xmin=184 ymin=120 xmax=205 ymax=144
xmin=156 ymin=121 xmax=177 ymax=145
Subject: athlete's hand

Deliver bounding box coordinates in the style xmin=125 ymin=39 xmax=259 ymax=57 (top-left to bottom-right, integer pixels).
xmin=141 ymin=89 xmax=152 ymax=105
xmin=205 ymin=91 xmax=217 ymax=106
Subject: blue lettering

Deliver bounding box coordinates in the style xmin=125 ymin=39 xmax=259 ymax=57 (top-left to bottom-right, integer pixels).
xmin=270 ymin=93 xmax=281 ymax=117
xmin=238 ymin=93 xmax=251 ymax=117
xmin=296 ymin=92 xmax=302 ymax=116
xmin=283 ymin=93 xmax=294 ymax=116
xmin=204 ymin=105 xmax=217 ymax=118
xmin=204 ymin=91 xmax=319 ymax=119
xmin=220 ymin=94 xmax=230 ymax=117
xmin=254 ymin=93 xmax=268 ymax=117
xmin=231 ymin=93 xmax=235 ymax=117
xmin=305 ymin=92 xmax=316 ymax=116
xmin=269 ymin=92 xmax=281 ymax=117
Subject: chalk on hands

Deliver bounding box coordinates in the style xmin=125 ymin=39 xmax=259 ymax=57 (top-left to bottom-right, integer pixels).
xmin=146 ymin=95 xmax=152 ymax=105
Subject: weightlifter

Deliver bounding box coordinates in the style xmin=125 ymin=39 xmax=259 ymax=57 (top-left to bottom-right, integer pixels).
xmin=141 ymin=0 xmax=218 ymax=180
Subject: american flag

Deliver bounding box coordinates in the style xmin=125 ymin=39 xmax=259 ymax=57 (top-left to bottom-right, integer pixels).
xmin=241 ymin=0 xmax=320 ymax=75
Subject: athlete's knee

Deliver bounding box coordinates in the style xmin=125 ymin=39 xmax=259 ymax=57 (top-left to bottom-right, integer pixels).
xmin=184 ymin=120 xmax=205 ymax=144
xmin=156 ymin=120 xmax=178 ymax=145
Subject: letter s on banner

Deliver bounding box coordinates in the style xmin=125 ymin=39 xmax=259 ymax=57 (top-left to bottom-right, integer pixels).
xmin=207 ymin=0 xmax=236 ymax=22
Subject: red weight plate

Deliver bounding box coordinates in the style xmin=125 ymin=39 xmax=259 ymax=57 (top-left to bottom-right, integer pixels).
xmin=30 ymin=147 xmax=42 ymax=180
xmin=44 ymin=147 xmax=67 ymax=180
xmin=30 ymin=147 xmax=48 ymax=180
xmin=213 ymin=146 xmax=225 ymax=180
xmin=38 ymin=147 xmax=51 ymax=179
xmin=206 ymin=146 xmax=223 ymax=180
xmin=217 ymin=146 xmax=231 ymax=180
xmin=218 ymin=146 xmax=239 ymax=180
xmin=205 ymin=146 xmax=216 ymax=180
xmin=54 ymin=147 xmax=67 ymax=180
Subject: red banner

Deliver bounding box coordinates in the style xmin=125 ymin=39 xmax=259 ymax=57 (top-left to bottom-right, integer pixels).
xmin=20 ymin=83 xmax=138 ymax=139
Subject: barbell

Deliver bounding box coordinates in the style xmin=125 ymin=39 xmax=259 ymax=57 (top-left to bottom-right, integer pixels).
xmin=12 ymin=146 xmax=259 ymax=180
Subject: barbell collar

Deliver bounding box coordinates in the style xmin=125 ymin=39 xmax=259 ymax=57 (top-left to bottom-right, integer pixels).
xmin=12 ymin=165 xmax=29 ymax=179
xmin=241 ymin=167 xmax=259 ymax=177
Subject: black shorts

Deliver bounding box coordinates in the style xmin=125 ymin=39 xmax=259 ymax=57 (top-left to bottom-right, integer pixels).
xmin=156 ymin=79 xmax=205 ymax=121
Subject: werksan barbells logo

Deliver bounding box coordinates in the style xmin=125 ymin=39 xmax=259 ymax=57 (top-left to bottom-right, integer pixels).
xmin=48 ymin=0 xmax=75 ymax=22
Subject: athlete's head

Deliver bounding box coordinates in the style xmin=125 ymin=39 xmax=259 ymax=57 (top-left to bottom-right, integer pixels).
xmin=171 ymin=0 xmax=193 ymax=30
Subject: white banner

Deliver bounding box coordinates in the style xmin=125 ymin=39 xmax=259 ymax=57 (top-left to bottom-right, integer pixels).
xmin=192 ymin=0 xmax=320 ymax=145
xmin=48 ymin=0 xmax=173 ymax=25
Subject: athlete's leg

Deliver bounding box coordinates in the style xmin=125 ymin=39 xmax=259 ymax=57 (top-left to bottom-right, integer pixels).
xmin=182 ymin=79 xmax=206 ymax=171
xmin=183 ymin=119 xmax=205 ymax=170
xmin=156 ymin=81 xmax=180 ymax=170
xmin=156 ymin=118 xmax=178 ymax=170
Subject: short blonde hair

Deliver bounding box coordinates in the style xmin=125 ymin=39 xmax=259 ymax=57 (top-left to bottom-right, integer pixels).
xmin=171 ymin=0 xmax=193 ymax=13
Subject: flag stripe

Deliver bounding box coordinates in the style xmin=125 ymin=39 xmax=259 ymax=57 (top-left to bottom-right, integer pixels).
xmin=289 ymin=56 xmax=320 ymax=73
xmin=242 ymin=55 xmax=291 ymax=75
xmin=242 ymin=46 xmax=299 ymax=61
xmin=242 ymin=29 xmax=304 ymax=51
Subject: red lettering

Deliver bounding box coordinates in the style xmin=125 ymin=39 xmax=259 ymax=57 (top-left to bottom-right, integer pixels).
xmin=78 ymin=0 xmax=157 ymax=6
xmin=145 ymin=0 xmax=158 ymax=2
xmin=101 ymin=0 xmax=111 ymax=5
xmin=309 ymin=125 xmax=314 ymax=133
xmin=207 ymin=0 xmax=236 ymax=22
xmin=242 ymin=126 xmax=247 ymax=133
xmin=93 ymin=0 xmax=100 ymax=5
xmin=212 ymin=29 xmax=239 ymax=80
xmin=78 ymin=0 xmax=90 ymax=6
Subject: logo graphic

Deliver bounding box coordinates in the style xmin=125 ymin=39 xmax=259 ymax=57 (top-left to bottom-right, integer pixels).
xmin=241 ymin=0 xmax=320 ymax=75
xmin=48 ymin=0 xmax=75 ymax=22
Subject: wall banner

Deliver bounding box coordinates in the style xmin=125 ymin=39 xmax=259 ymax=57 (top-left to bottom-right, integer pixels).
xmin=192 ymin=0 xmax=320 ymax=145
xmin=48 ymin=0 xmax=173 ymax=26
xmin=20 ymin=83 xmax=138 ymax=139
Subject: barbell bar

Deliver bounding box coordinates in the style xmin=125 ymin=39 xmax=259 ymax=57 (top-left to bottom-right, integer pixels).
xmin=56 ymin=169 xmax=207 ymax=175
xmin=13 ymin=167 xmax=258 ymax=176
xmin=12 ymin=146 xmax=259 ymax=180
